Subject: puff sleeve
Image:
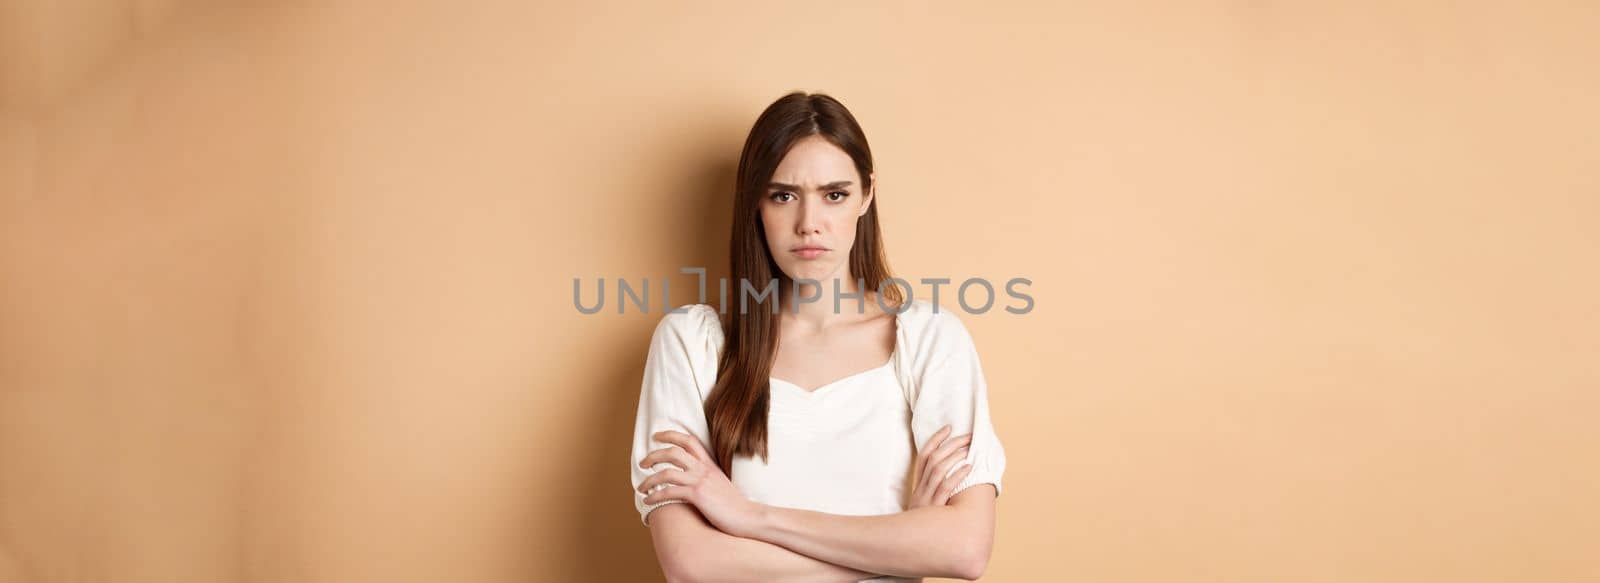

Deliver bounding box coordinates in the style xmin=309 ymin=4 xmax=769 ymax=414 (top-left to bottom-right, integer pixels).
xmin=906 ymin=308 xmax=1007 ymax=499
xmin=628 ymin=305 xmax=723 ymax=526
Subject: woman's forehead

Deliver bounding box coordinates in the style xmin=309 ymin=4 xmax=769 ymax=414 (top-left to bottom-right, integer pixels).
xmin=772 ymin=140 xmax=857 ymax=187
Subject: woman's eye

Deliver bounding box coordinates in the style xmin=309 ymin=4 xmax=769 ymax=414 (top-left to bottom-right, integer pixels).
xmin=770 ymin=192 xmax=794 ymax=202
xmin=827 ymin=191 xmax=849 ymax=201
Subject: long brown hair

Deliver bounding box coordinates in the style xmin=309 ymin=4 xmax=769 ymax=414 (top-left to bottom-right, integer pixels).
xmin=704 ymin=91 xmax=902 ymax=471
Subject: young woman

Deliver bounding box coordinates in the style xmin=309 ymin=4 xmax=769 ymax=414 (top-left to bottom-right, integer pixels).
xmin=629 ymin=92 xmax=1006 ymax=582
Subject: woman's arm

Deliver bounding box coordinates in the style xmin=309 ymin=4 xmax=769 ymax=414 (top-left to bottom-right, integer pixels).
xmin=648 ymin=504 xmax=878 ymax=583
xmin=640 ymin=430 xmax=998 ymax=581
xmin=746 ymin=486 xmax=997 ymax=581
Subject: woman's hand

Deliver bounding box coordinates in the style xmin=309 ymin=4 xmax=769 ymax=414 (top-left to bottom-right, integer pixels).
xmin=906 ymin=425 xmax=974 ymax=510
xmin=638 ymin=430 xmax=767 ymax=538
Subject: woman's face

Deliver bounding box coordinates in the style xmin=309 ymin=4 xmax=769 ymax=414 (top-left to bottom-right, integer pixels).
xmin=760 ymin=135 xmax=875 ymax=286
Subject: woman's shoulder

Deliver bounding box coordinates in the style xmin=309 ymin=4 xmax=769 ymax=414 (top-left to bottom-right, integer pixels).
xmin=894 ymin=299 xmax=978 ymax=355
xmin=895 ymin=298 xmax=969 ymax=333
xmin=650 ymin=303 xmax=724 ymax=344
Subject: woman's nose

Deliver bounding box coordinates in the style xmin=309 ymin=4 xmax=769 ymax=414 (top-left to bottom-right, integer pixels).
xmin=794 ymin=199 xmax=822 ymax=234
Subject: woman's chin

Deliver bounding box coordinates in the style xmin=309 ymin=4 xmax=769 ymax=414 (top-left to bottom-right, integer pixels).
xmin=781 ymin=267 xmax=839 ymax=285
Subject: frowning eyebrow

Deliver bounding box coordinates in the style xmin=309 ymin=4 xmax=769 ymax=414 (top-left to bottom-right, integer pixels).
xmin=767 ymin=180 xmax=853 ymax=191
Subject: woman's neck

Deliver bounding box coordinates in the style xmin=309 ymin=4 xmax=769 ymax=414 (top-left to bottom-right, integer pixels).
xmin=778 ymin=276 xmax=874 ymax=331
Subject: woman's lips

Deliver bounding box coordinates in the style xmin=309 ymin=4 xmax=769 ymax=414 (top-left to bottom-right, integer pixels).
xmin=791 ymin=248 xmax=829 ymax=259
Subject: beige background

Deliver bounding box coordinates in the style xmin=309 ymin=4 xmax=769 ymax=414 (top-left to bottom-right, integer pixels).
xmin=2 ymin=1 xmax=1598 ymax=581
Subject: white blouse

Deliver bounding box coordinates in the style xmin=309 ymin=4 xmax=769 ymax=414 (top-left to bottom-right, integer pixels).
xmin=628 ymin=299 xmax=1006 ymax=581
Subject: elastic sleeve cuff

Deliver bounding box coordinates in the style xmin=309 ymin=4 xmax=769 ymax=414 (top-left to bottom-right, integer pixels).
xmin=638 ymin=498 xmax=688 ymax=526
xmin=941 ymin=450 xmax=1004 ymax=499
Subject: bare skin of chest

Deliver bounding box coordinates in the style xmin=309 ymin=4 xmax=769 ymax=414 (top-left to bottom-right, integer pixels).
xmin=769 ymin=309 xmax=897 ymax=393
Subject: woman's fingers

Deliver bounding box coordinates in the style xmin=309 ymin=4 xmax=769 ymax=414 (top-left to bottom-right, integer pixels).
xmin=919 ymin=433 xmax=973 ymax=487
xmin=654 ymin=430 xmax=711 ymax=463
xmin=637 ymin=468 xmax=695 ymax=496
xmin=919 ymin=433 xmax=970 ymax=487
xmin=918 ymin=426 xmax=952 ymax=460
xmin=913 ymin=426 xmax=950 ymax=471
xmin=641 ymin=484 xmax=684 ymax=505
xmin=927 ymin=445 xmax=970 ymax=490
xmin=935 ymin=464 xmax=975 ymax=504
xmin=920 ymin=425 xmax=952 ymax=453
xmin=639 ymin=446 xmax=695 ymax=473
xmin=907 ymin=426 xmax=980 ymax=509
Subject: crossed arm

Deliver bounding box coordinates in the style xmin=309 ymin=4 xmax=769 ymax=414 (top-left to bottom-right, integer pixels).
xmin=641 ymin=429 xmax=997 ymax=582
xmin=648 ymin=486 xmax=995 ymax=582
xmin=647 ymin=504 xmax=875 ymax=583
